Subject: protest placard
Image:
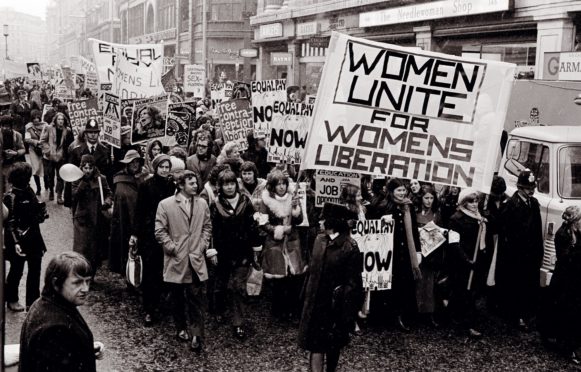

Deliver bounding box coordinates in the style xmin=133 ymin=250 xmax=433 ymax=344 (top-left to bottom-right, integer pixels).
xmin=113 ymin=48 xmax=165 ymax=99
xmin=67 ymin=97 xmax=101 ymax=137
xmin=351 ymin=218 xmax=394 ymax=290
xmin=291 ymin=182 xmax=309 ymax=228
xmin=251 ymin=79 xmax=287 ymax=138
xmin=89 ymin=38 xmax=163 ymax=95
xmin=27 ymin=63 xmax=42 ymax=80
xmin=161 ymin=67 xmax=177 ymax=93
xmin=300 ymin=32 xmax=516 ymax=193
xmin=131 ymin=95 xmax=168 ymax=144
xmin=184 ymin=64 xmax=205 ymax=97
xmin=41 ymin=104 xmax=52 ymax=123
xmin=54 ymin=84 xmax=74 ymax=101
xmin=80 ymin=56 xmax=96 ymax=74
xmin=61 ymin=67 xmax=75 ymax=90
xmin=85 ymin=71 xmax=99 ymax=95
xmin=166 ymin=101 xmax=197 ymax=148
xmin=210 ymin=82 xmax=233 ymax=108
xmin=267 ymin=101 xmax=313 ymax=164
xmin=314 ymin=170 xmax=360 ymax=207
xmin=305 ymin=95 xmax=316 ymax=105
xmin=216 ymin=99 xmax=253 ymax=151
xmin=102 ymin=93 xmax=122 ymax=148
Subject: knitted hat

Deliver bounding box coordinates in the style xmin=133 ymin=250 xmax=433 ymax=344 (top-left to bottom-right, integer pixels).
xmin=151 ymin=154 xmax=171 ymax=171
xmin=458 ymin=188 xmax=480 ymax=206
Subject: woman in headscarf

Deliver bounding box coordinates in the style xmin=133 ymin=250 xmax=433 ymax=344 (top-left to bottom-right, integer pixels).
xmin=131 ymin=154 xmax=176 ymax=326
xmin=447 ymin=188 xmax=488 ymax=338
xmin=72 ymin=154 xmax=113 ymax=275
xmin=541 ymin=206 xmax=581 ymax=364
xmin=108 ymin=150 xmax=145 ymax=275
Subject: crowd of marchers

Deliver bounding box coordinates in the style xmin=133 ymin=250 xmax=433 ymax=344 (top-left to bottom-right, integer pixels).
xmin=2 ymin=77 xmax=581 ymax=372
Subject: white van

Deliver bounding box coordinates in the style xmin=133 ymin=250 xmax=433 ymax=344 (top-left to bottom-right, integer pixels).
xmin=498 ymin=126 xmax=581 ymax=287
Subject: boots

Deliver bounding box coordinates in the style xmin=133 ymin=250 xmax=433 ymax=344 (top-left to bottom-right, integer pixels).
xmin=33 ymin=175 xmax=41 ymax=196
xmin=49 ymin=188 xmax=55 ymax=201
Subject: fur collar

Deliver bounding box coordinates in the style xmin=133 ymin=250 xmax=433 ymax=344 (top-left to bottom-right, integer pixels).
xmin=261 ymin=183 xmax=296 ymax=219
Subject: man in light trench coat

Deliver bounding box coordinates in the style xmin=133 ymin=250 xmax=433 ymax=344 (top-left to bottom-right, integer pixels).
xmin=155 ymin=169 xmax=215 ymax=352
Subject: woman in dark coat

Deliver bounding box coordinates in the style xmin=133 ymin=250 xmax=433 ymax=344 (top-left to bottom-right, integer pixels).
xmin=131 ymin=154 xmax=175 ymax=325
xmin=4 ymin=162 xmax=48 ymax=311
xmin=447 ymin=188 xmax=488 ymax=338
xmin=108 ymin=150 xmax=145 ymax=275
xmin=72 ymin=154 xmax=113 ymax=275
xmin=211 ymin=169 xmax=261 ymax=339
xmin=541 ymin=206 xmax=581 ymax=364
xmin=299 ymin=203 xmax=362 ymax=372
xmin=367 ymin=178 xmax=421 ymax=330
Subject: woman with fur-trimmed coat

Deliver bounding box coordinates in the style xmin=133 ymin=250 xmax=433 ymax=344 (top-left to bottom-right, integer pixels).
xmin=257 ymin=169 xmax=305 ymax=320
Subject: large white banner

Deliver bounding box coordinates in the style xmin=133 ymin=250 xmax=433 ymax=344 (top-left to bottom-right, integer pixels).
xmin=89 ymin=38 xmax=164 ymax=95
xmin=301 ymin=32 xmax=516 ymax=193
xmin=113 ymin=49 xmax=165 ymax=99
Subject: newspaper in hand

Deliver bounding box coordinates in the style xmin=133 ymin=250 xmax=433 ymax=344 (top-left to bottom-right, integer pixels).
xmin=419 ymin=221 xmax=447 ymax=257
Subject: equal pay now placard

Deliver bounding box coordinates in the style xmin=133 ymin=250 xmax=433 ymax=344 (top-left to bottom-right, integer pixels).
xmin=301 ymin=32 xmax=516 ymax=193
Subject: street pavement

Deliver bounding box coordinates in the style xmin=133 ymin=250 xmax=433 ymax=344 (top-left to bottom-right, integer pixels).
xmin=4 ymin=192 xmax=577 ymax=371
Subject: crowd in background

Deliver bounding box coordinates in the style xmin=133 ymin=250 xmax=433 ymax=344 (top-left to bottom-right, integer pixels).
xmin=2 ymin=75 xmax=581 ymax=370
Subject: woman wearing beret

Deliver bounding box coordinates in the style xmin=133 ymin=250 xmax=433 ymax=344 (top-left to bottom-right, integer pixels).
xmin=299 ymin=203 xmax=362 ymax=372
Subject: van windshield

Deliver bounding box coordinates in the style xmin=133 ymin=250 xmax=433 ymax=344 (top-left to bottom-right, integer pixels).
xmin=558 ymin=146 xmax=581 ymax=198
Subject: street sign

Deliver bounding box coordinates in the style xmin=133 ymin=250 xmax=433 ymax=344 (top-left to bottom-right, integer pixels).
xmin=239 ymin=48 xmax=259 ymax=58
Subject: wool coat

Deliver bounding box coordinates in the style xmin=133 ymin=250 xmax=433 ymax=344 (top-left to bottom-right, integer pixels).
xmin=155 ymin=193 xmax=212 ymax=283
xmin=298 ymin=233 xmax=362 ymax=353
xmin=108 ymin=170 xmax=143 ymax=274
xmin=257 ymin=188 xmax=305 ymax=278
xmin=211 ymin=193 xmax=261 ymax=265
xmin=72 ymin=173 xmax=112 ymax=273
xmin=19 ymin=293 xmax=96 ymax=372
xmin=496 ymin=191 xmax=543 ymax=319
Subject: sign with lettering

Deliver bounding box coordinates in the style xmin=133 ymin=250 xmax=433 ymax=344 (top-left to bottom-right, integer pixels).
xmin=543 ymin=52 xmax=581 ymax=81
xmin=360 ymin=0 xmax=510 ymax=27
xmin=297 ymin=22 xmax=318 ymax=36
xmin=259 ymin=23 xmax=283 ymax=39
xmin=251 ymin=79 xmax=287 ymax=139
xmin=314 ymin=170 xmax=360 ymax=207
xmin=270 ymin=52 xmax=293 ymax=66
xmin=184 ymin=64 xmax=205 ymax=97
xmin=102 ymin=93 xmax=121 ymax=148
xmin=216 ymin=99 xmax=253 ymax=151
xmin=267 ymin=102 xmax=313 ymax=164
xmin=131 ymin=95 xmax=169 ymax=144
xmin=301 ymin=32 xmax=516 ymax=193
xmin=352 ymin=219 xmax=394 ymax=290
xmin=67 ymin=98 xmax=101 ymax=137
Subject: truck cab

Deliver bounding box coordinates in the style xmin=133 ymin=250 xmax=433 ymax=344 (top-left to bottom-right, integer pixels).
xmin=498 ymin=126 xmax=581 ymax=287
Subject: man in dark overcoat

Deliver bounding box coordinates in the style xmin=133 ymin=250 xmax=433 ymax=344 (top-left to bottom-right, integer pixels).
xmin=19 ymin=252 xmax=104 ymax=372
xmin=496 ymin=169 xmax=544 ymax=330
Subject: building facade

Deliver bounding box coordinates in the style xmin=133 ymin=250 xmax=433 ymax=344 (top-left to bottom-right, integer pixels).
xmin=0 ymin=8 xmax=47 ymax=67
xmin=250 ymin=0 xmax=581 ymax=94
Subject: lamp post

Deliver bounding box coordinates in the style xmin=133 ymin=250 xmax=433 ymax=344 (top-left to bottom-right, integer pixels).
xmin=3 ymin=24 xmax=9 ymax=61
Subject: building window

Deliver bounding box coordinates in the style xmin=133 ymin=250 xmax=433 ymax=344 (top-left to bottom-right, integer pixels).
xmin=128 ymin=4 xmax=144 ymax=38
xmin=457 ymin=42 xmax=536 ymax=79
xmin=158 ymin=0 xmax=176 ymax=31
xmin=210 ymin=1 xmax=242 ymax=21
xmin=145 ymin=4 xmax=155 ymax=34
xmin=180 ymin=0 xmax=189 ymax=32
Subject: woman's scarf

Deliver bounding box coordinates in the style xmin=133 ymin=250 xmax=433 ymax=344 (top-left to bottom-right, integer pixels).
xmin=393 ymin=197 xmax=421 ymax=280
xmin=458 ymin=205 xmax=487 ymax=251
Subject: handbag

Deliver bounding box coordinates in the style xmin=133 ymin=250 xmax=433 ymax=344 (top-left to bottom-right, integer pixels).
xmin=246 ymin=262 xmax=264 ymax=296
xmin=126 ymin=252 xmax=143 ymax=288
